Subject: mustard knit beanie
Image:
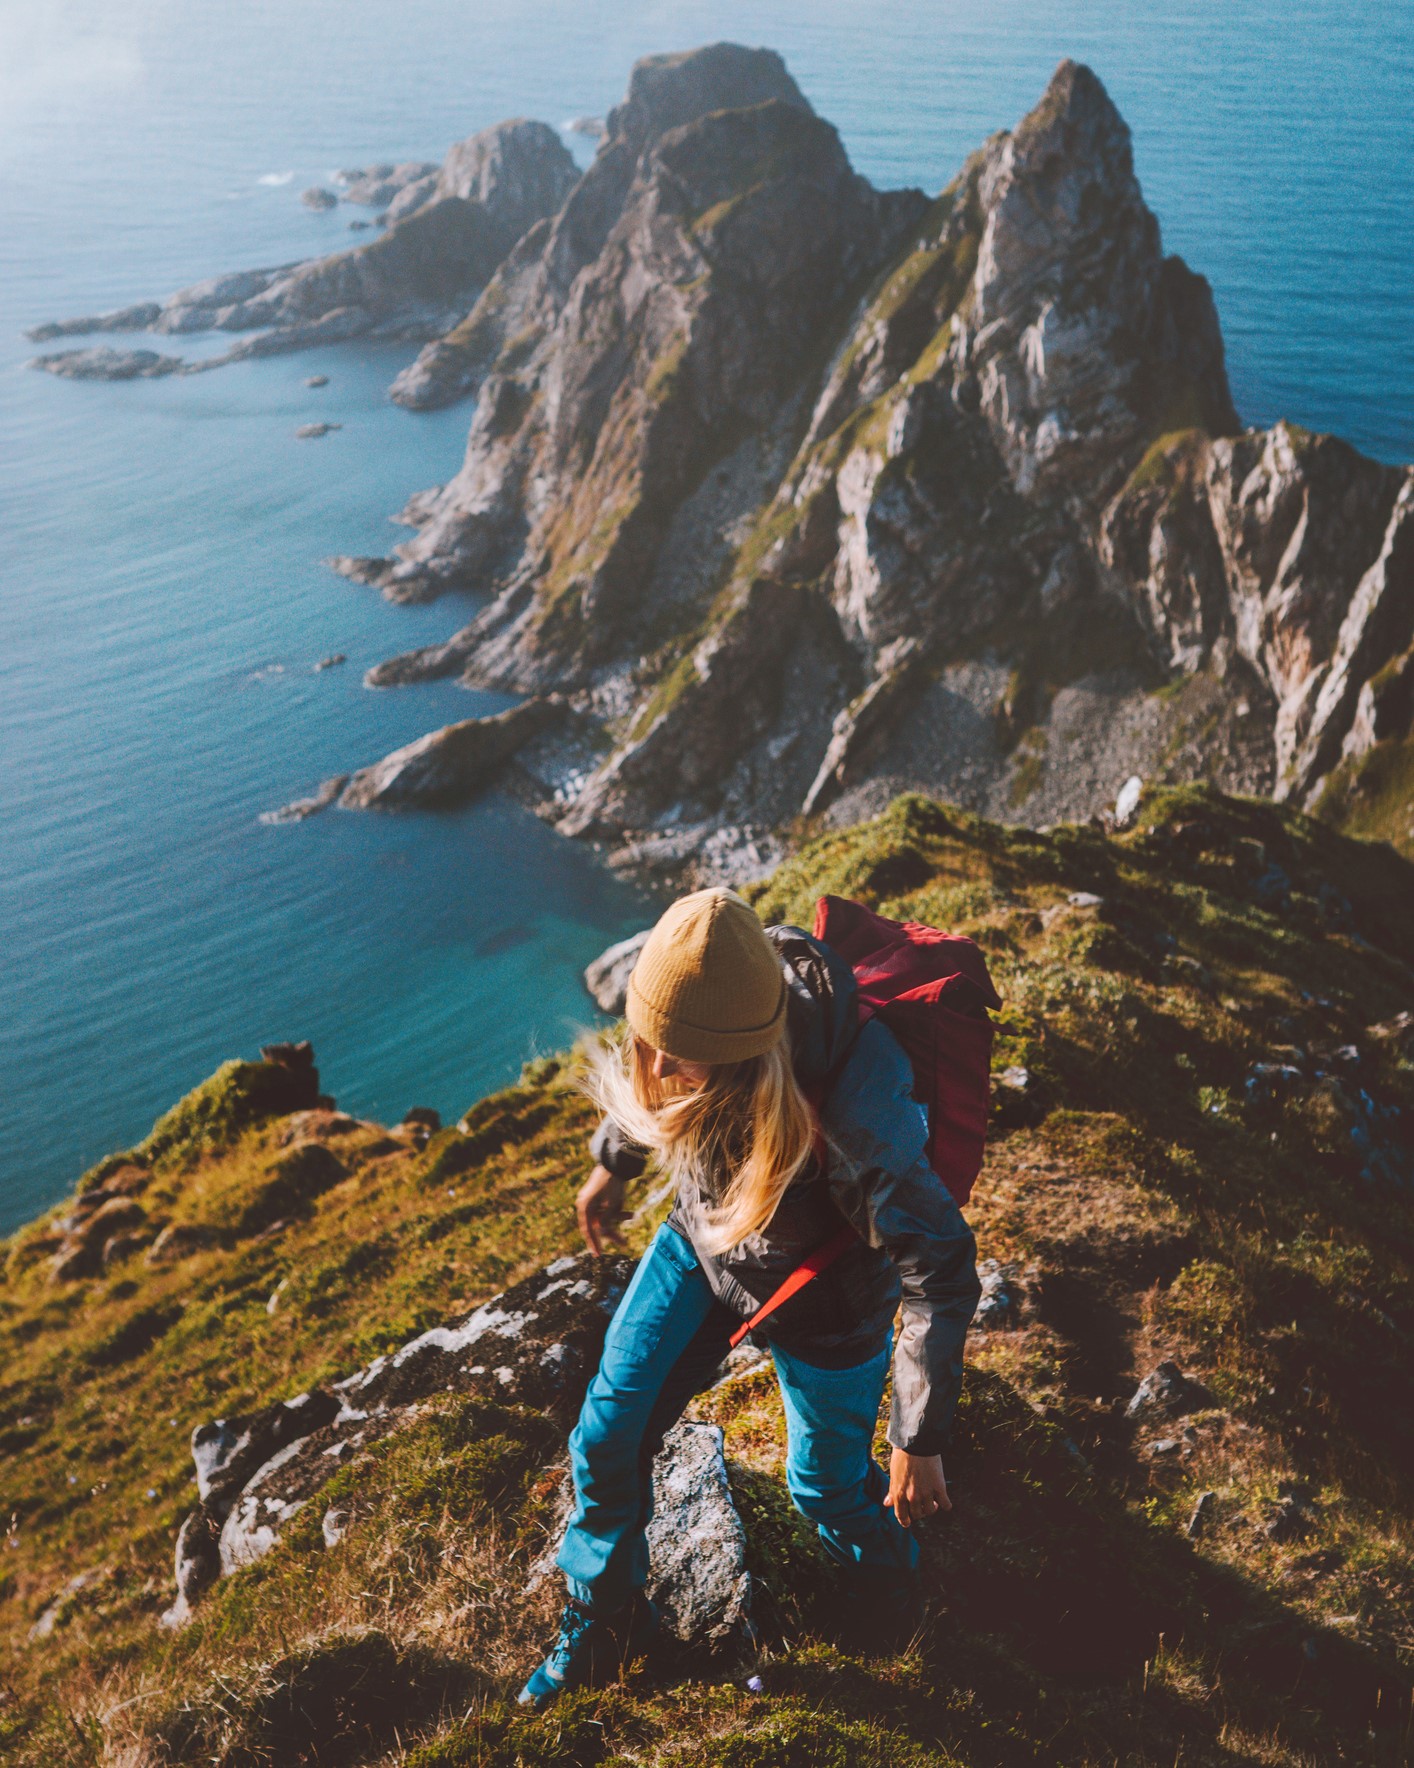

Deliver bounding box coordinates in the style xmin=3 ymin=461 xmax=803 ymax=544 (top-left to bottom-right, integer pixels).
xmin=625 ymin=888 xmax=786 ymax=1065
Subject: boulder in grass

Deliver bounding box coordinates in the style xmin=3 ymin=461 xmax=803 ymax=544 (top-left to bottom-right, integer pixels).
xmin=644 ymin=1422 xmax=753 ymax=1652
xmin=1125 ymin=1360 xmax=1216 ymax=1420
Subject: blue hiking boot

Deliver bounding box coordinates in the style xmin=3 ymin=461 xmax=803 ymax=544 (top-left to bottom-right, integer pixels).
xmin=517 ymin=1593 xmax=658 ymax=1709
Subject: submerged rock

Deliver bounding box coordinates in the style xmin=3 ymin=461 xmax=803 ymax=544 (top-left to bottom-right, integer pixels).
xmin=301 ymin=186 xmax=338 ymax=210
xmin=338 ymin=160 xmax=440 ymax=208
xmin=261 ymin=774 xmax=348 ymax=824
xmin=30 ymin=346 xmax=184 ymax=380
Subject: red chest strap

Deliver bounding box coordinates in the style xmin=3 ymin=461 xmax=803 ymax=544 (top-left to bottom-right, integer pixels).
xmin=726 ymin=1221 xmax=859 ymax=1350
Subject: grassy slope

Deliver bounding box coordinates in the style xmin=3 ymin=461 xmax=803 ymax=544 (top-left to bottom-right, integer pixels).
xmin=2 ymin=786 xmax=1412 ymax=1766
xmin=1315 ymin=737 xmax=1414 ymax=861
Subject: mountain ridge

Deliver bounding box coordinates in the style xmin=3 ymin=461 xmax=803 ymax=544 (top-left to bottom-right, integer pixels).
xmin=27 ymin=44 xmax=1412 ymax=868
xmin=333 ymin=50 xmax=1413 ymax=874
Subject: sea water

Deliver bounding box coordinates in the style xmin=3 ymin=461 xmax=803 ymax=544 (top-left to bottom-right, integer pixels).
xmin=1 ymin=0 xmax=1410 ymax=1233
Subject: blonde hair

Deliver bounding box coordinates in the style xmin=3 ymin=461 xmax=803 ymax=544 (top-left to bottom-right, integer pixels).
xmin=584 ymin=1027 xmax=815 ymax=1254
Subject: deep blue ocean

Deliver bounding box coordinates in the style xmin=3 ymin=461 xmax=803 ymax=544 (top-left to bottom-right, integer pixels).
xmin=2 ymin=0 xmax=1410 ymax=1234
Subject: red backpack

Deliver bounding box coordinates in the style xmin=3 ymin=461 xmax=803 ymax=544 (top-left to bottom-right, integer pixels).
xmin=728 ymin=895 xmax=1000 ymax=1347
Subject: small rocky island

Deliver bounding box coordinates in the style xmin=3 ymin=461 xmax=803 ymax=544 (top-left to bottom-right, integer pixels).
xmin=27 ymin=119 xmax=578 ymax=377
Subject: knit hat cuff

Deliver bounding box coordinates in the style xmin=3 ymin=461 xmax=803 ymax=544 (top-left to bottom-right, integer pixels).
xmin=625 ymin=971 xmax=786 ymax=1066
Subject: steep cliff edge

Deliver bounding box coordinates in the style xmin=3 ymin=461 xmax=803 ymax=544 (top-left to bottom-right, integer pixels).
xmin=350 ymin=53 xmax=1411 ymax=869
xmin=3 ymin=785 xmax=1411 ymax=1765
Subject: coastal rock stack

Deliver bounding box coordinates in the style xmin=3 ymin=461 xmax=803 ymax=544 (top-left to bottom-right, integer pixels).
xmin=337 ymin=51 xmax=1414 ymax=867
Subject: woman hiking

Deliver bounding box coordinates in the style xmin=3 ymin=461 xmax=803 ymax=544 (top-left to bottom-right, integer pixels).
xmin=520 ymin=887 xmax=981 ymax=1709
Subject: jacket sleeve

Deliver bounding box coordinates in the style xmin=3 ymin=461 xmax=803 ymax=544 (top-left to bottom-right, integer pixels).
xmin=589 ymin=1115 xmax=648 ymax=1182
xmin=823 ymin=1020 xmax=981 ymax=1456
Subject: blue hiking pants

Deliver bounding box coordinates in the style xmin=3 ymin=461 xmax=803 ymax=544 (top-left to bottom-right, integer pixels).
xmin=557 ymin=1222 xmax=918 ymax=1610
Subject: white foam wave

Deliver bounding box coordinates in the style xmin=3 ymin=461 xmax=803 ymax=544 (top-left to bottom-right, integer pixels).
xmin=257 ymin=171 xmax=294 ymax=187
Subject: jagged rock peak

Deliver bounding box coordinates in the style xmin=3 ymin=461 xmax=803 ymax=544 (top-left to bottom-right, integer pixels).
xmin=1014 ymin=58 xmax=1132 ymax=169
xmin=975 ymin=59 xmax=1150 ymax=329
xmin=605 ymin=42 xmax=812 ymax=150
xmin=436 ymin=118 xmax=578 ymax=233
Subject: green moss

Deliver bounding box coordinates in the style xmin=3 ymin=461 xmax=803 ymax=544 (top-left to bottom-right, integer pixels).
xmin=690 ymin=1706 xmax=952 ymax=1767
xmin=84 ymin=1300 xmax=184 ymax=1369
xmin=1312 ymin=736 xmax=1414 ymax=858
xmin=133 ymin=1057 xmax=319 ymax=1173
xmin=1123 ymin=426 xmax=1207 ymax=496
xmin=629 ymin=648 xmax=701 ymax=742
xmin=692 ymin=193 xmax=746 ymax=234
xmin=1007 ymin=727 xmax=1048 ymax=807
xmin=646 ymin=328 xmax=692 ymax=402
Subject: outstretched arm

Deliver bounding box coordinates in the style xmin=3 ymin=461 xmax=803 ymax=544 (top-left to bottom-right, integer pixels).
xmin=580 ymin=1118 xmax=648 ymax=1255
xmin=576 ymin=1163 xmax=626 ymax=1255
xmin=825 ymin=1020 xmax=982 ymax=1458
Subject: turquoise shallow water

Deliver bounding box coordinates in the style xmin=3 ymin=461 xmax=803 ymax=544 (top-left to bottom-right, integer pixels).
xmin=1 ymin=1 xmax=1410 ymax=1233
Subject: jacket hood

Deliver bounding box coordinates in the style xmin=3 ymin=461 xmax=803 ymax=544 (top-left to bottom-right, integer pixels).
xmin=766 ymin=923 xmax=859 ymax=1087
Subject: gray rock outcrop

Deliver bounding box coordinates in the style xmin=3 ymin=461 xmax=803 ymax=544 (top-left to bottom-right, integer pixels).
xmin=163 ymin=1253 xmax=634 ymax=1624
xmin=643 ymin=1420 xmax=753 ymax=1649
xmin=338 ymin=160 xmax=440 ymax=210
xmin=1125 ymin=1360 xmax=1216 ymax=1421
xmin=345 ymin=43 xmax=923 ymax=627
xmin=263 ymin=699 xmax=564 ymax=822
xmin=32 ymin=347 xmax=184 ymax=380
xmin=1103 ymin=430 xmax=1414 ymax=807
xmin=162 ymin=1249 xmax=759 ymax=1647
xmin=583 ymin=929 xmax=651 ymax=1014
xmin=335 ymin=697 xmax=564 ymax=810
xmin=29 ymin=44 xmax=1412 ymax=864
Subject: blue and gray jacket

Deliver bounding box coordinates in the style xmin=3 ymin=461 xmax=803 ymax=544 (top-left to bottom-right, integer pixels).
xmin=590 ymin=924 xmax=981 ymax=1456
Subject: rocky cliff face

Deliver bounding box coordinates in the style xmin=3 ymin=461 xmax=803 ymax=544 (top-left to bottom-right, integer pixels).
xmin=341 ymin=43 xmax=925 ymax=648
xmin=345 ymin=52 xmax=1410 ymax=874
xmin=1103 ymin=426 xmax=1414 ymax=807
xmin=28 ymin=44 xmax=1408 ymax=861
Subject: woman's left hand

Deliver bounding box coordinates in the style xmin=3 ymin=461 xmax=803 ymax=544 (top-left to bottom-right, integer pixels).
xmin=884 ymin=1448 xmax=951 ymax=1528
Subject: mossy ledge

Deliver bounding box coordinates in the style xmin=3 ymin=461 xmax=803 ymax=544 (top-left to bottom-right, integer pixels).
xmin=3 ymin=786 xmax=1413 ymax=1766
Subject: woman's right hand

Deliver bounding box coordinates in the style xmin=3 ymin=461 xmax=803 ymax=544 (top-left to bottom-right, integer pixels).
xmin=576 ymin=1163 xmax=627 ymax=1256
